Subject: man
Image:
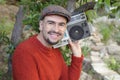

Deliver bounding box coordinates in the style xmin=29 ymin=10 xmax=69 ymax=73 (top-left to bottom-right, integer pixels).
xmin=12 ymin=5 xmax=84 ymax=80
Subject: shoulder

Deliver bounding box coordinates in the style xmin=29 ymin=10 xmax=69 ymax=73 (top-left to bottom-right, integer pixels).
xmin=16 ymin=35 xmax=36 ymax=50
xmin=13 ymin=35 xmax=37 ymax=56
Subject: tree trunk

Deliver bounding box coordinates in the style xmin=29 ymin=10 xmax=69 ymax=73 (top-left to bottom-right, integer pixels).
xmin=11 ymin=5 xmax=24 ymax=46
xmin=7 ymin=5 xmax=24 ymax=78
xmin=66 ymin=0 xmax=77 ymax=13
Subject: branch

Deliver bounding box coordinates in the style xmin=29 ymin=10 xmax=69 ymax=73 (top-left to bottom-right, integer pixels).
xmin=72 ymin=1 xmax=96 ymax=15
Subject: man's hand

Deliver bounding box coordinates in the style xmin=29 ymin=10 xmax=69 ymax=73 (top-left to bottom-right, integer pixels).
xmin=68 ymin=39 xmax=82 ymax=57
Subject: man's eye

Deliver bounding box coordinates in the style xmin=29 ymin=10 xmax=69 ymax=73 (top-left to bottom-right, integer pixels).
xmin=48 ymin=22 xmax=54 ymax=25
xmin=48 ymin=22 xmax=52 ymax=24
xmin=59 ymin=23 xmax=66 ymax=27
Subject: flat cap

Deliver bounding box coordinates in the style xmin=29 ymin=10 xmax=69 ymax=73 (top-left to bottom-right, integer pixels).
xmin=40 ymin=5 xmax=71 ymax=22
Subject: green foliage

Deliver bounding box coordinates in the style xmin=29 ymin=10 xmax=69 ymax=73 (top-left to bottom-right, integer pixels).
xmin=0 ymin=32 xmax=9 ymax=45
xmin=0 ymin=0 xmax=6 ymax=4
xmin=23 ymin=13 xmax=40 ymax=32
xmin=100 ymin=26 xmax=111 ymax=43
xmin=82 ymin=44 xmax=91 ymax=57
xmin=0 ymin=69 xmax=12 ymax=80
xmin=114 ymin=31 xmax=120 ymax=44
xmin=21 ymin=0 xmax=67 ymax=32
xmin=110 ymin=0 xmax=120 ymax=8
xmin=94 ymin=0 xmax=120 ymax=18
xmin=0 ymin=31 xmax=15 ymax=55
xmin=109 ymin=0 xmax=120 ymax=19
xmin=98 ymin=19 xmax=120 ymax=44
xmin=96 ymin=22 xmax=115 ymax=43
xmin=0 ymin=70 xmax=3 ymax=80
xmin=76 ymin=0 xmax=89 ymax=6
xmin=86 ymin=10 xmax=98 ymax=22
xmin=60 ymin=46 xmax=71 ymax=65
xmin=5 ymin=43 xmax=15 ymax=54
xmin=110 ymin=4 xmax=120 ymax=19
xmin=0 ymin=17 xmax=14 ymax=35
xmin=105 ymin=56 xmax=120 ymax=72
xmin=94 ymin=2 xmax=110 ymax=16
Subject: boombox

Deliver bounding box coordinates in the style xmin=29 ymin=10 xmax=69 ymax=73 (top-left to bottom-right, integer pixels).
xmin=53 ymin=12 xmax=91 ymax=48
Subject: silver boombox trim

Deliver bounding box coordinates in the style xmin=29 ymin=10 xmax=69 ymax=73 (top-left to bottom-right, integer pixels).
xmin=53 ymin=12 xmax=90 ymax=48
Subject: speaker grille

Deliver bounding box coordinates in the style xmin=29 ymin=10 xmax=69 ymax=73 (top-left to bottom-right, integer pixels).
xmin=69 ymin=25 xmax=84 ymax=40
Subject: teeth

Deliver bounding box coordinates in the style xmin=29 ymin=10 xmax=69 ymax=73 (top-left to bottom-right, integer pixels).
xmin=49 ymin=32 xmax=61 ymax=40
xmin=51 ymin=34 xmax=57 ymax=38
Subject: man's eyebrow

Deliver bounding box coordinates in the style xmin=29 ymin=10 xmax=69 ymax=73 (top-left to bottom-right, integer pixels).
xmin=46 ymin=20 xmax=66 ymax=25
xmin=46 ymin=20 xmax=55 ymax=23
xmin=59 ymin=22 xmax=66 ymax=25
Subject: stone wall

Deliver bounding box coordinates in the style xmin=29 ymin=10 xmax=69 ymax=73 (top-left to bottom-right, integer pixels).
xmin=80 ymin=17 xmax=120 ymax=80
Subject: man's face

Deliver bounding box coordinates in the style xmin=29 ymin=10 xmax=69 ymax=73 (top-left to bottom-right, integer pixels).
xmin=39 ymin=15 xmax=67 ymax=45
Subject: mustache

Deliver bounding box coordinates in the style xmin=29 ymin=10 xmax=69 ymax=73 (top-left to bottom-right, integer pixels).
xmin=48 ymin=31 xmax=62 ymax=36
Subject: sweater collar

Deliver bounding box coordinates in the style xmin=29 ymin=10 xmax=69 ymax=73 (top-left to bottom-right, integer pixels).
xmin=32 ymin=35 xmax=55 ymax=52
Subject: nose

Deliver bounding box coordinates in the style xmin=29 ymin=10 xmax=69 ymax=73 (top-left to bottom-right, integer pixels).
xmin=53 ymin=24 xmax=60 ymax=32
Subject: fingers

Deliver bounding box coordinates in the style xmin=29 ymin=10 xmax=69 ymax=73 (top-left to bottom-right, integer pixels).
xmin=68 ymin=39 xmax=82 ymax=57
xmin=68 ymin=39 xmax=81 ymax=45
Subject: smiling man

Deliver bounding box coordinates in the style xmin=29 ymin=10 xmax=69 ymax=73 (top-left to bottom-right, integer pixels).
xmin=38 ymin=15 xmax=67 ymax=46
xmin=12 ymin=5 xmax=84 ymax=80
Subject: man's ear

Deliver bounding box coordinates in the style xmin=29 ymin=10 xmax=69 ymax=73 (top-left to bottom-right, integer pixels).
xmin=39 ymin=21 xmax=43 ymax=31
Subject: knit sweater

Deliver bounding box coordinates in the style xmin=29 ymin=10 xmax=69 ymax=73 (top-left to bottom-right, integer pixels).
xmin=12 ymin=35 xmax=83 ymax=80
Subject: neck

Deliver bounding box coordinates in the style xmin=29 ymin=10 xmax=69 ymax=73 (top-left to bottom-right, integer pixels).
xmin=37 ymin=33 xmax=53 ymax=48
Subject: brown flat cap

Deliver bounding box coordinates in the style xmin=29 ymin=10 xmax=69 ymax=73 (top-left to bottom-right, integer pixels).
xmin=40 ymin=5 xmax=71 ymax=22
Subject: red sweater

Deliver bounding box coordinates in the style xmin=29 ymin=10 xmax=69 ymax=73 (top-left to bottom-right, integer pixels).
xmin=12 ymin=35 xmax=83 ymax=80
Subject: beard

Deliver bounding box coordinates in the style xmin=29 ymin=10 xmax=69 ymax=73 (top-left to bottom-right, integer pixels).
xmin=43 ymin=31 xmax=62 ymax=45
xmin=45 ymin=38 xmax=59 ymax=45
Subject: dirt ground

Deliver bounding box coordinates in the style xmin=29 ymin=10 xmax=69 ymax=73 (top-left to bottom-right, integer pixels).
xmin=0 ymin=4 xmax=18 ymax=21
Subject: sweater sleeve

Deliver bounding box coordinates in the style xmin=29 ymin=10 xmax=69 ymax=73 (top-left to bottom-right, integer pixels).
xmin=12 ymin=46 xmax=39 ymax=80
xmin=60 ymin=55 xmax=84 ymax=80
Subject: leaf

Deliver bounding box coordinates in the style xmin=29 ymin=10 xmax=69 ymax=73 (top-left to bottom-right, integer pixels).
xmin=105 ymin=0 xmax=110 ymax=6
xmin=112 ymin=2 xmax=120 ymax=7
